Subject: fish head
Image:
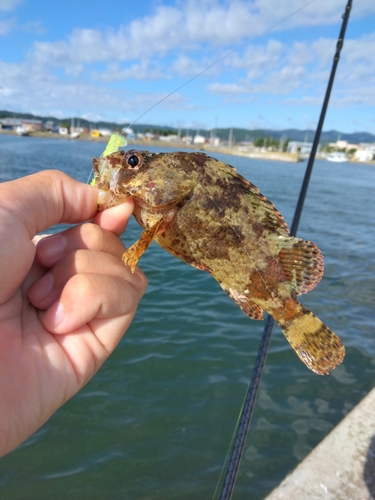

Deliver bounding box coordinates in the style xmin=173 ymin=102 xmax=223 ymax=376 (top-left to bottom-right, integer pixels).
xmin=92 ymin=149 xmax=195 ymax=225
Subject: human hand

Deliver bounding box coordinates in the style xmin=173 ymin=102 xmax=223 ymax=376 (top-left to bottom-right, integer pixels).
xmin=0 ymin=170 xmax=147 ymax=456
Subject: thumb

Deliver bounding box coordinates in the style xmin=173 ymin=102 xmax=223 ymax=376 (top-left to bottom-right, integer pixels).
xmin=0 ymin=170 xmax=98 ymax=237
xmin=0 ymin=171 xmax=98 ymax=303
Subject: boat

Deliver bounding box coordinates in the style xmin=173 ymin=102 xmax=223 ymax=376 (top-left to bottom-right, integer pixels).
xmin=14 ymin=125 xmax=29 ymax=136
xmin=326 ymin=151 xmax=348 ymax=162
xmin=70 ymin=116 xmax=81 ymax=139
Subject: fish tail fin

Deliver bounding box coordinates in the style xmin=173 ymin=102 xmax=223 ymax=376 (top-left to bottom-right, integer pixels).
xmin=278 ymin=237 xmax=324 ymax=296
xmin=277 ymin=305 xmax=345 ymax=375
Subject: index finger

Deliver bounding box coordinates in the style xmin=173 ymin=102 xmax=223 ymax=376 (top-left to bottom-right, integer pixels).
xmin=92 ymin=199 xmax=135 ymax=236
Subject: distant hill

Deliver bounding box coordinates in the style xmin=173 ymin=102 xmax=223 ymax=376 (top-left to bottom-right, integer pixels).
xmin=212 ymin=128 xmax=375 ymax=144
xmin=0 ymin=110 xmax=176 ymax=135
xmin=1 ymin=110 xmax=374 ymax=144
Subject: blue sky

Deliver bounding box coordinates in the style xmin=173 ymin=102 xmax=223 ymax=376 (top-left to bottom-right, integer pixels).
xmin=1 ymin=0 xmax=374 ymax=133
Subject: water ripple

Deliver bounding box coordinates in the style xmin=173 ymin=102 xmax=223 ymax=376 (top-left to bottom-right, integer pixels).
xmin=0 ymin=136 xmax=374 ymax=500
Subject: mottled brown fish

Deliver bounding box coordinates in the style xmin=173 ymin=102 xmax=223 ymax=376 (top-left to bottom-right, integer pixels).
xmin=92 ymin=149 xmax=345 ymax=375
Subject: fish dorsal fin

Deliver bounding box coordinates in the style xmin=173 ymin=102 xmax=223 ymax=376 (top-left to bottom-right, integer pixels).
xmin=209 ymin=158 xmax=289 ymax=237
xmin=278 ymin=237 xmax=324 ymax=296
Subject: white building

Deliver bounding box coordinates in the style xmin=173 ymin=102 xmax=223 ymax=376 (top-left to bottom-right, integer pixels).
xmin=182 ymin=135 xmax=193 ymax=144
xmin=354 ymin=143 xmax=375 ymax=162
xmin=98 ymin=128 xmax=112 ymax=137
xmin=158 ymin=134 xmax=179 ymax=142
xmin=209 ymin=137 xmax=221 ymax=147
xmin=0 ymin=117 xmax=43 ymax=131
xmin=328 ymin=140 xmax=358 ymax=151
xmin=287 ymin=141 xmax=320 ymax=155
xmin=122 ymin=127 xmax=135 ymax=140
xmin=193 ymin=134 xmax=206 ymax=145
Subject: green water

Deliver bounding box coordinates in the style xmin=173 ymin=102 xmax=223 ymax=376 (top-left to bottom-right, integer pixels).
xmin=0 ymin=135 xmax=374 ymax=499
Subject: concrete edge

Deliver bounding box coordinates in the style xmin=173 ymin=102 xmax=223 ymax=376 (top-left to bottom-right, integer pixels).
xmin=264 ymin=387 xmax=375 ymax=500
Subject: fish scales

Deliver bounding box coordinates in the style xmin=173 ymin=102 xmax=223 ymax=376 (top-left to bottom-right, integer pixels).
xmin=92 ymin=149 xmax=345 ymax=375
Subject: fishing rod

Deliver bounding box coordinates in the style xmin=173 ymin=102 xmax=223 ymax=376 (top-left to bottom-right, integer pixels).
xmin=219 ymin=1 xmax=353 ymax=498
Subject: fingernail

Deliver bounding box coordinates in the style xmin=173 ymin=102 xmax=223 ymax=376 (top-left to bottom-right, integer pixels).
xmin=37 ymin=234 xmax=66 ymax=263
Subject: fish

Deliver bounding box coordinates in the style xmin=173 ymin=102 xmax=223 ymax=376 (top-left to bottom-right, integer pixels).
xmin=92 ymin=149 xmax=345 ymax=375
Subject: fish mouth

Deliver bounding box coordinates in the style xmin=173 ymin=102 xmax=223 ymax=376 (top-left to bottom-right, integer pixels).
xmin=92 ymin=156 xmax=125 ymax=209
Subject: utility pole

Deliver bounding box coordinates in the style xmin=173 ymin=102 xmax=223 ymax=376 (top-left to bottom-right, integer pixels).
xmin=228 ymin=127 xmax=233 ymax=148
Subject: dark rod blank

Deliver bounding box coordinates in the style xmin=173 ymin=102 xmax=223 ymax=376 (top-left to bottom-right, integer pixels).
xmin=219 ymin=2 xmax=353 ymax=499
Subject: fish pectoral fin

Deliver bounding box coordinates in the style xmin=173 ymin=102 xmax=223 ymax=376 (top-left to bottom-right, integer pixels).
xmin=278 ymin=238 xmax=324 ymax=296
xmin=226 ymin=287 xmax=264 ymax=320
xmin=278 ymin=304 xmax=345 ymax=375
xmin=123 ymin=217 xmax=165 ymax=272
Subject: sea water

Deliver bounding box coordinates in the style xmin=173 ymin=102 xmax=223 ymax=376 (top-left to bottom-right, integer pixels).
xmin=0 ymin=134 xmax=374 ymax=499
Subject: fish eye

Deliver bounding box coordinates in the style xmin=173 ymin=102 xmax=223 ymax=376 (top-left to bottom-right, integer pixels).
xmin=128 ymin=155 xmax=138 ymax=167
xmin=125 ymin=151 xmax=143 ymax=170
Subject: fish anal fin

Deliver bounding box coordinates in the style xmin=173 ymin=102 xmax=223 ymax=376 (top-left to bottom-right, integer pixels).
xmin=226 ymin=288 xmax=264 ymax=320
xmin=278 ymin=238 xmax=324 ymax=296
xmin=278 ymin=304 xmax=345 ymax=375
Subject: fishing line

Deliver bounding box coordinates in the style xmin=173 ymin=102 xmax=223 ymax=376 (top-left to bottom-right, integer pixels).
xmin=122 ymin=0 xmax=316 ymax=133
xmin=218 ymin=1 xmax=353 ymax=499
xmin=211 ymin=396 xmax=247 ymax=500
xmin=87 ymin=0 xmax=317 ymax=184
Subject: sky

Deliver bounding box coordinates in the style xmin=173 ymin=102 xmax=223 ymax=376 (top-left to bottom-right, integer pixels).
xmin=0 ymin=0 xmax=374 ymax=133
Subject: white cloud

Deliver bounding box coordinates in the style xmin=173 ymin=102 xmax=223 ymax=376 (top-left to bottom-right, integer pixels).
xmin=0 ymin=3 xmax=44 ymax=36
xmin=25 ymin=0 xmax=375 ymax=71
xmin=92 ymin=61 xmax=164 ymax=83
xmin=0 ymin=57 xmax=190 ymax=121
xmin=0 ymin=18 xmax=13 ymax=34
xmin=204 ymin=32 xmax=375 ymax=111
xmin=0 ymin=0 xmax=23 ymax=11
xmin=208 ymin=83 xmax=248 ymax=94
xmin=20 ymin=19 xmax=46 ymax=35
xmin=171 ymin=55 xmax=218 ymax=78
xmin=1 ymin=1 xmax=375 ymax=129
xmin=252 ymin=0 xmax=375 ymax=27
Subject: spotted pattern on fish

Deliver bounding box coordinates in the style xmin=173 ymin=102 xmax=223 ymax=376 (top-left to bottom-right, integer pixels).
xmin=92 ymin=150 xmax=345 ymax=375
